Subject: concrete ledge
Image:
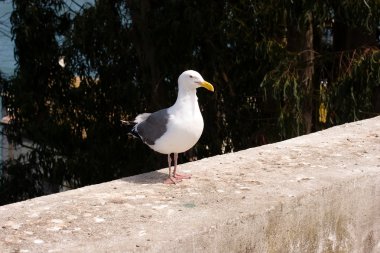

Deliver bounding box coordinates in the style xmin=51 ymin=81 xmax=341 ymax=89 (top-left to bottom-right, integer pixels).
xmin=1 ymin=117 xmax=380 ymax=252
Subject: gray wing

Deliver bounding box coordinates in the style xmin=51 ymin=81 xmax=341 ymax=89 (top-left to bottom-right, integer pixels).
xmin=136 ymin=109 xmax=170 ymax=145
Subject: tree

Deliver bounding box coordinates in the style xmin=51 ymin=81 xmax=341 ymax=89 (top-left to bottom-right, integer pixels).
xmin=1 ymin=0 xmax=379 ymax=205
xmin=258 ymin=0 xmax=380 ymax=137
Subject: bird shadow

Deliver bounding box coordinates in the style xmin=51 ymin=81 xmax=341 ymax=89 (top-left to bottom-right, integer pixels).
xmin=121 ymin=170 xmax=168 ymax=184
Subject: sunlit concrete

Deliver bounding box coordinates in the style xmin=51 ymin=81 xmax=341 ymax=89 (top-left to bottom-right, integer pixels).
xmin=1 ymin=116 xmax=380 ymax=252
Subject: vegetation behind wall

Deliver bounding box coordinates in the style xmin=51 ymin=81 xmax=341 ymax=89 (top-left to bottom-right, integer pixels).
xmin=1 ymin=0 xmax=379 ymax=204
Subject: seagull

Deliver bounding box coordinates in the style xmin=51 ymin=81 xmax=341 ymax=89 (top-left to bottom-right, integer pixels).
xmin=126 ymin=70 xmax=214 ymax=184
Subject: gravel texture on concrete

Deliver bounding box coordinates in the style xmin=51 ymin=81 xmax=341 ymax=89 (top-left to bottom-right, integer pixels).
xmin=1 ymin=116 xmax=380 ymax=253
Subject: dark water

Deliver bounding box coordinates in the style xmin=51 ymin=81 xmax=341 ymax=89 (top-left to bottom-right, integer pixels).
xmin=0 ymin=0 xmax=14 ymax=76
xmin=0 ymin=0 xmax=94 ymax=162
xmin=0 ymin=0 xmax=95 ymax=76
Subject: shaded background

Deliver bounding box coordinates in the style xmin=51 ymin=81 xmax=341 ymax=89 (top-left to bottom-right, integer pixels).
xmin=1 ymin=0 xmax=380 ymax=205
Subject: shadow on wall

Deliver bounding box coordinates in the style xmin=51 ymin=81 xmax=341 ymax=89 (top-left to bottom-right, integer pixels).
xmin=121 ymin=170 xmax=168 ymax=184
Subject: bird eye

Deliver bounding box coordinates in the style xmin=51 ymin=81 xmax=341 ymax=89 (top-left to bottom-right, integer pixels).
xmin=189 ymin=75 xmax=193 ymax=78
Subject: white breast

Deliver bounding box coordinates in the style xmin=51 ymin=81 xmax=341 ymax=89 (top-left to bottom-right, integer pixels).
xmin=150 ymin=96 xmax=204 ymax=154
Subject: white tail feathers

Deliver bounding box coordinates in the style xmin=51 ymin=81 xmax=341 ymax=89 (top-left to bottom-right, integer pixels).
xmin=134 ymin=113 xmax=151 ymax=123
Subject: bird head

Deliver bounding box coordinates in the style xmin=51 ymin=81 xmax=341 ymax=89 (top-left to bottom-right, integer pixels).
xmin=178 ymin=70 xmax=214 ymax=92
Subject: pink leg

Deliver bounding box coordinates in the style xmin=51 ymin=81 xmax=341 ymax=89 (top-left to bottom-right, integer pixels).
xmin=173 ymin=153 xmax=191 ymax=180
xmin=164 ymin=154 xmax=181 ymax=184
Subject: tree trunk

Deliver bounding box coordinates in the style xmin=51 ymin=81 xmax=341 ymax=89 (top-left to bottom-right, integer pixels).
xmin=301 ymin=11 xmax=314 ymax=134
xmin=127 ymin=0 xmax=164 ymax=109
xmin=286 ymin=11 xmax=315 ymax=135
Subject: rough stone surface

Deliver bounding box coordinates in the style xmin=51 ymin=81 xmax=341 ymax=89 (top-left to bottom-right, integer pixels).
xmin=1 ymin=117 xmax=380 ymax=253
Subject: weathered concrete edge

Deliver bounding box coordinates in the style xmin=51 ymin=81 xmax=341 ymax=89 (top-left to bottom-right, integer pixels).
xmin=64 ymin=117 xmax=380 ymax=252
xmin=0 ymin=116 xmax=380 ymax=253
xmin=161 ymin=173 xmax=380 ymax=253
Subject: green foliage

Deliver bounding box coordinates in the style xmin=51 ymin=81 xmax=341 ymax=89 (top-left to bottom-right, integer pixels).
xmin=328 ymin=48 xmax=380 ymax=123
xmin=1 ymin=0 xmax=379 ymax=204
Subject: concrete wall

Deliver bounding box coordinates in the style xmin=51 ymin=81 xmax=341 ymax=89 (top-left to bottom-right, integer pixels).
xmin=1 ymin=116 xmax=380 ymax=253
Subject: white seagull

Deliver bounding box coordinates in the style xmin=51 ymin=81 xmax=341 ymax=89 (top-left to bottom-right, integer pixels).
xmin=128 ymin=70 xmax=214 ymax=184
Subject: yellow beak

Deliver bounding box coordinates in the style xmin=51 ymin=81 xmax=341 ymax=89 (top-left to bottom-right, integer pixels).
xmin=200 ymin=81 xmax=214 ymax=92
